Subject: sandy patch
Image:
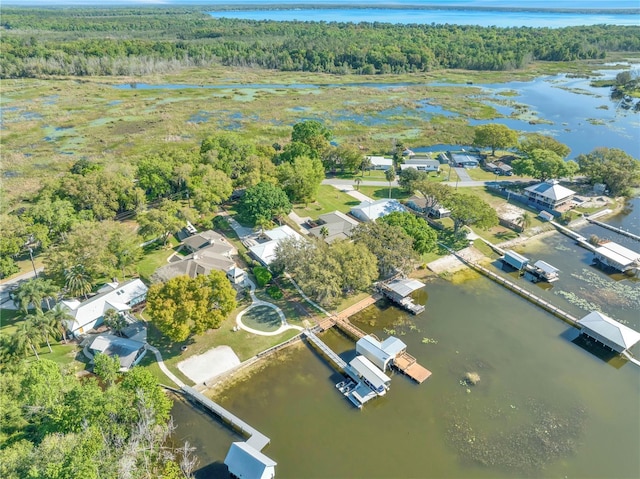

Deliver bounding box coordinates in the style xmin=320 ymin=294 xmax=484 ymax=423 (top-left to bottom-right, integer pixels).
xmin=427 ymin=246 xmax=486 ymax=274
xmin=495 ymin=202 xmax=526 ymax=222
xmin=177 ymin=345 xmax=241 ymax=384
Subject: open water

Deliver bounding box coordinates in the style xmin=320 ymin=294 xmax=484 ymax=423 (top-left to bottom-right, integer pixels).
xmin=172 ymin=199 xmax=640 ymax=478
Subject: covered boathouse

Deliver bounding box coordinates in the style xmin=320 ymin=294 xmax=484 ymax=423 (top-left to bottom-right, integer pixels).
xmin=593 ymin=242 xmax=640 ymax=274
xmin=225 ymin=441 xmax=276 ymax=479
xmin=378 ymin=278 xmax=426 ymax=314
xmin=356 ymin=335 xmax=407 ymax=372
xmin=577 ymin=311 xmax=640 ymax=354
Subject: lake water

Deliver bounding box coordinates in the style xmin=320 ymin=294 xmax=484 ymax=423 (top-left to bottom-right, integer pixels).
xmin=207 ymin=8 xmax=640 ymax=28
xmin=172 ymin=199 xmax=640 ymax=478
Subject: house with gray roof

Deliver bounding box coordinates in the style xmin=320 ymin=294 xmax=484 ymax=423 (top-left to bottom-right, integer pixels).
xmin=307 ymin=211 xmax=360 ymax=243
xmin=524 ymin=180 xmax=576 ymax=211
xmin=224 ymin=441 xmax=276 ymax=479
xmin=89 ymin=334 xmax=147 ymax=371
xmin=350 ymin=199 xmax=406 ymax=222
xmin=183 ymin=229 xmax=231 ymax=253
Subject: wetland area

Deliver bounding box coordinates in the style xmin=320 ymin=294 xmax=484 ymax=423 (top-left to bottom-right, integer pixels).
xmin=173 ymin=200 xmax=640 ymax=479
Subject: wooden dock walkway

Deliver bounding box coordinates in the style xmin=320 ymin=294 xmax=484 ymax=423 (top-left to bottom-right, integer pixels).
xmin=393 ymin=352 xmax=432 ymax=383
xmin=586 ymin=217 xmax=640 ymax=242
xmin=444 ymin=246 xmax=580 ymax=327
xmin=181 ymin=386 xmax=271 ymax=451
xmin=303 ymin=329 xmax=348 ymax=371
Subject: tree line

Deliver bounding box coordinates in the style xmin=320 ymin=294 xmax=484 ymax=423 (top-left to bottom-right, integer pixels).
xmin=2 ymin=7 xmax=640 ymax=78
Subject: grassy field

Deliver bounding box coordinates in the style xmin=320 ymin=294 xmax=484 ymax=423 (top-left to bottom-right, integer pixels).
xmin=293 ymin=184 xmax=359 ymax=219
xmin=358 ymin=185 xmax=412 ymax=201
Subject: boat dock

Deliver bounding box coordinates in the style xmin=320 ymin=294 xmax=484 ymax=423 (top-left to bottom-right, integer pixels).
xmin=181 ymin=386 xmax=271 ymax=451
xmin=443 ymin=246 xmax=579 ymax=327
xmin=377 ymin=278 xmax=426 ymax=315
xmin=303 ymin=329 xmax=347 ymax=371
xmin=393 ymin=352 xmax=432 ymax=383
xmin=586 ymin=216 xmax=640 ymax=243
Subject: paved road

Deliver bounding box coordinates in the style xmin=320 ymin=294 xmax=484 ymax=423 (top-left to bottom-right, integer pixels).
xmin=0 ymin=268 xmax=44 ymax=309
xmin=322 ymin=178 xmax=527 ymax=189
xmin=453 ymin=167 xmax=472 ymax=182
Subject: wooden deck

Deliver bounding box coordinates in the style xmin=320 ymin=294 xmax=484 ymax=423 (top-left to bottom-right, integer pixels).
xmin=393 ymin=352 xmax=432 ymax=383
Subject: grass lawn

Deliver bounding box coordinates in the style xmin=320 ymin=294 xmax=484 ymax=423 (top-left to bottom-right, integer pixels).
xmin=330 ymin=170 xmax=388 ymax=180
xmin=358 ymin=186 xmax=412 ymax=201
xmin=293 ymin=184 xmax=360 ymax=219
xmin=136 ymin=237 xmax=180 ymax=282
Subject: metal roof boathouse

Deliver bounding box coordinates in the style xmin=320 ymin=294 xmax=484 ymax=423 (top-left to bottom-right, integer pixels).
xmin=577 ymin=311 xmax=640 ymax=354
xmin=593 ymin=242 xmax=640 ymax=274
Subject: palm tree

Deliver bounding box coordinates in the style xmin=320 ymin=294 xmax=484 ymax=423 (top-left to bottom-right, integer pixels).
xmin=319 ymin=226 xmax=330 ymax=240
xmin=29 ymin=313 xmax=56 ymax=353
xmin=515 ymin=212 xmax=532 ymax=232
xmin=354 ymin=177 xmax=362 ymax=191
xmin=103 ymin=308 xmax=128 ymax=337
xmin=13 ymin=278 xmax=57 ymax=314
xmin=47 ymin=304 xmax=73 ymax=343
xmin=64 ymin=264 xmax=92 ymax=299
xmin=13 ymin=319 xmax=41 ymax=360
xmin=385 ymin=168 xmax=396 ymax=199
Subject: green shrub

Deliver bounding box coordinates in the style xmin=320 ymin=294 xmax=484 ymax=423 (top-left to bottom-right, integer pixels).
xmin=266 ymin=285 xmax=283 ymax=300
xmin=253 ymin=266 xmax=272 ymax=287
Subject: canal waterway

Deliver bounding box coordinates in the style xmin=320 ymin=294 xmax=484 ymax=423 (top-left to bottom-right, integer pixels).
xmin=172 ymin=199 xmax=640 ymax=479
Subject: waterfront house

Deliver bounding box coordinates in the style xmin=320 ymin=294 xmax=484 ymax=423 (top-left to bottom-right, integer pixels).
xmin=350 ymin=198 xmax=406 ymax=222
xmin=356 ymin=335 xmax=407 ymax=372
xmin=577 ymin=311 xmax=640 ymax=354
xmin=89 ymin=334 xmax=147 ymax=371
xmin=307 ymin=210 xmax=360 ymax=243
xmin=593 ymin=241 xmax=640 ymax=273
xmin=249 ymin=225 xmax=303 ymax=265
xmin=225 ymin=441 xmax=277 ymax=479
xmin=367 ymin=155 xmax=393 ymax=170
xmin=400 ymin=158 xmax=441 ymax=172
xmin=524 ymin=180 xmax=576 ymax=211
xmin=60 ymin=279 xmax=148 ymax=337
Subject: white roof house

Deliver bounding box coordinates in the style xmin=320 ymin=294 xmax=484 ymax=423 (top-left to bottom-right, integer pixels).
xmin=224 ymin=441 xmax=276 ymax=479
xmin=367 ymin=156 xmax=393 ymax=170
xmin=524 ymin=180 xmax=576 ymax=209
xmin=308 ymin=211 xmax=360 ymax=243
xmin=249 ymin=225 xmax=303 ymax=265
xmin=89 ymin=334 xmax=147 ymax=371
xmin=356 ymin=335 xmax=407 ymax=372
xmin=61 ymin=279 xmax=148 ymax=336
xmin=577 ymin=311 xmax=640 ymax=353
xmin=400 ymin=158 xmax=441 ymax=172
xmin=350 ymin=199 xmax=406 ymax=222
xmin=594 ymin=242 xmax=640 ymax=272
xmin=345 ymin=355 xmax=391 ymax=395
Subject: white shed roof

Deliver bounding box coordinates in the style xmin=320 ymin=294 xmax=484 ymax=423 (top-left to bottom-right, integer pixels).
xmin=578 ymin=311 xmax=640 ymax=351
xmin=224 ymin=442 xmax=276 ymax=479
xmin=368 ymin=156 xmax=393 ymax=167
xmin=533 ymin=260 xmax=559 ymax=275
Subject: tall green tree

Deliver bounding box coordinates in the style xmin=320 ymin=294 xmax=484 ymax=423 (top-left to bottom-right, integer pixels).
xmin=12 ymin=319 xmax=41 ymax=360
xmin=519 ymin=133 xmax=571 ymax=158
xmin=511 ymin=149 xmax=575 ymax=181
xmin=351 ymin=221 xmax=418 ymax=278
xmin=137 ymin=207 xmax=182 ymax=246
xmin=576 ymin=147 xmax=640 ymax=196
xmin=291 ymin=120 xmax=332 ymax=157
xmin=379 ymin=211 xmax=438 ymax=254
xmin=12 ymin=278 xmax=58 ymax=313
xmin=385 ymin=168 xmax=396 ymax=198
xmin=64 ymin=264 xmax=93 ymax=299
xmin=239 ymin=182 xmax=292 ymax=225
xmin=187 ymin=164 xmax=233 ymax=214
xmin=443 ymin=192 xmax=499 ymax=235
xmin=473 ymin=124 xmax=518 ymax=156
xmin=103 ymin=309 xmax=127 ymax=337
xmin=93 ymin=352 xmax=121 ymax=386
xmin=145 ymin=272 xmax=237 ymax=342
xmin=277 ymin=156 xmax=325 ymax=204
xmin=29 ymin=312 xmax=57 ymax=353
xmin=46 ymin=304 xmax=73 ymax=343
xmin=398 ymin=168 xmax=429 ymax=193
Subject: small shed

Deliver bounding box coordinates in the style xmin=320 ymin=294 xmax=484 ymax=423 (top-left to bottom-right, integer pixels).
xmin=502 ymin=250 xmax=529 ymax=271
xmin=577 ymin=311 xmax=640 ymax=353
xmin=225 ymin=442 xmax=276 ymax=479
